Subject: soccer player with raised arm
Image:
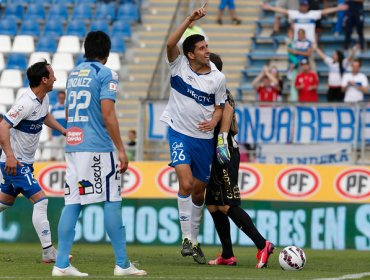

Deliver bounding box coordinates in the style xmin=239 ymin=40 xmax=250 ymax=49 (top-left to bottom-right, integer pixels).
xmin=0 ymin=60 xmax=66 ymax=263
xmin=160 ymin=3 xmax=227 ymax=264
xmin=52 ymin=31 xmax=147 ymax=277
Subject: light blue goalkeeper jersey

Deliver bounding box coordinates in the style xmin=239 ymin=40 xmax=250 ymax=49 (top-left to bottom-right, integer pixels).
xmin=65 ymin=60 xmax=118 ymax=153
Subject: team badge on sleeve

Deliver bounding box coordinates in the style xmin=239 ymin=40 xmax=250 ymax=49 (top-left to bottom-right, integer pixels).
xmin=109 ymin=82 xmax=117 ymax=91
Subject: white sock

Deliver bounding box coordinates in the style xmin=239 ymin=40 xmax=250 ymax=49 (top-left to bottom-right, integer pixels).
xmin=177 ymin=193 xmax=192 ymax=241
xmin=32 ymin=199 xmax=52 ymax=249
xmin=191 ymin=203 xmax=203 ymax=245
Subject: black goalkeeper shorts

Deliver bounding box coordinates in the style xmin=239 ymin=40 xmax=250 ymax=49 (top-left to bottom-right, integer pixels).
xmin=205 ymin=147 xmax=241 ymax=206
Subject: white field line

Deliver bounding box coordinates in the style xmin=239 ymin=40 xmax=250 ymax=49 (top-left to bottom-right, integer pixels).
xmin=314 ymin=272 xmax=370 ymax=280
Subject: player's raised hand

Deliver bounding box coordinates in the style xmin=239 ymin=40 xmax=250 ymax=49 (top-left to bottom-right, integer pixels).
xmin=216 ymin=132 xmax=230 ymax=165
xmin=189 ymin=1 xmax=207 ymax=21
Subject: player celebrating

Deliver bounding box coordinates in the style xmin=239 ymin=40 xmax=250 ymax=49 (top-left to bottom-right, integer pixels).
xmin=0 ymin=61 xmax=66 ymax=263
xmin=52 ymin=31 xmax=147 ymax=277
xmin=160 ymin=3 xmax=227 ymax=264
xmin=205 ymin=53 xmax=274 ymax=268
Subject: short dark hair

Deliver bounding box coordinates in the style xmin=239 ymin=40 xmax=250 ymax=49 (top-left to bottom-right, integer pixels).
xmin=209 ymin=53 xmax=223 ymax=72
xmin=27 ymin=60 xmax=50 ymax=88
xmin=182 ymin=34 xmax=205 ymax=59
xmin=84 ymin=31 xmax=111 ymax=60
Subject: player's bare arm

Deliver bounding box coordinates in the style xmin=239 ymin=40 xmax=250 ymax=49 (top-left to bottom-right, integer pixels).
xmin=44 ymin=113 xmax=67 ymax=136
xmin=321 ymin=4 xmax=348 ymax=16
xmin=101 ymin=99 xmax=128 ymax=173
xmin=0 ymin=121 xmax=23 ymax=175
xmin=167 ymin=4 xmax=207 ymax=63
xmin=198 ymin=105 xmax=223 ymax=132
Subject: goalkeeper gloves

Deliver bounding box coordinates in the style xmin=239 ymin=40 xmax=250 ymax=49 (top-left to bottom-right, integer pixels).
xmin=216 ymin=132 xmax=230 ymax=165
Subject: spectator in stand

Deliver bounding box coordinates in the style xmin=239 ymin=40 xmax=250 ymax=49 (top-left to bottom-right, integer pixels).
xmin=261 ymin=0 xmax=348 ymax=43
xmin=333 ymin=0 xmax=345 ymax=36
xmin=313 ymin=43 xmax=357 ymax=102
xmin=0 ymin=114 xmax=2 ymax=156
xmin=288 ymin=28 xmax=313 ymax=65
xmin=269 ymin=65 xmax=284 ymax=100
xmin=216 ymin=0 xmax=242 ymax=25
xmin=272 ymin=0 xmax=299 ymax=36
xmin=126 ymin=129 xmax=136 ymax=161
xmin=343 ymin=0 xmax=365 ymax=51
xmin=252 ymin=66 xmax=280 ymax=102
xmin=295 ymin=59 xmax=319 ymax=102
xmin=48 ymin=91 xmax=66 ymax=161
xmin=286 ymin=28 xmax=300 ymax=80
xmin=341 ymin=60 xmax=369 ymax=102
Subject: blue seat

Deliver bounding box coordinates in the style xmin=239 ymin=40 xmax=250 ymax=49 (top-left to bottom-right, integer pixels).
xmin=36 ymin=35 xmax=58 ymax=52
xmin=31 ymin=0 xmax=53 ymax=6
xmin=6 ymin=53 xmax=28 ymax=71
xmin=52 ymin=0 xmax=75 ymax=6
xmin=25 ymin=4 xmax=46 ymax=21
xmin=0 ymin=19 xmax=18 ymax=36
xmin=72 ymin=4 xmax=93 ymax=20
xmin=43 ymin=19 xmax=64 ymax=37
xmin=94 ymin=3 xmax=116 ymax=21
xmin=65 ymin=20 xmax=87 ymax=38
xmin=111 ymin=20 xmax=132 ymax=39
xmin=4 ymin=3 xmax=24 ymax=21
xmin=110 ymin=37 xmax=126 ymax=53
xmin=78 ymin=0 xmax=96 ymax=4
xmin=19 ymin=20 xmax=40 ymax=37
xmin=89 ymin=20 xmax=110 ymax=34
xmin=47 ymin=3 xmax=69 ymax=22
xmin=75 ymin=53 xmax=85 ymax=65
xmin=117 ymin=3 xmax=139 ymax=23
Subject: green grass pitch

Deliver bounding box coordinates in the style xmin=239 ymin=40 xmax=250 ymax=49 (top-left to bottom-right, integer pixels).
xmin=0 ymin=243 xmax=369 ymax=279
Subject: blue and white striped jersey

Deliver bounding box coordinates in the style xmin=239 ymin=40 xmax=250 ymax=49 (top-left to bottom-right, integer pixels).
xmin=1 ymin=88 xmax=49 ymax=164
xmin=65 ymin=60 xmax=118 ymax=152
xmin=160 ymin=55 xmax=227 ymax=139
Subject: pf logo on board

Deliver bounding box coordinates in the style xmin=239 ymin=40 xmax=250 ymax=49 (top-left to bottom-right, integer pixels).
xmin=157 ymin=166 xmax=179 ymax=196
xmin=121 ymin=166 xmax=141 ymax=195
xmin=335 ymin=168 xmax=370 ymax=200
xmin=38 ymin=164 xmax=66 ymax=196
xmin=277 ymin=167 xmax=320 ymax=198
xmin=238 ymin=165 xmax=261 ymax=197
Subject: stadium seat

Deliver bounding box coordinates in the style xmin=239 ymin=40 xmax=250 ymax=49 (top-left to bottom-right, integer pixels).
xmin=23 ymin=75 xmax=29 ymax=87
xmin=111 ymin=37 xmax=126 ymax=53
xmin=53 ymin=70 xmax=68 ymax=89
xmin=52 ymin=0 xmax=75 ymax=7
xmin=4 ymin=3 xmax=24 ymax=22
xmin=57 ymin=35 xmax=81 ymax=54
xmin=47 ymin=3 xmax=69 ymax=22
xmin=25 ymin=3 xmax=46 ymax=21
xmin=43 ymin=19 xmax=65 ymax=37
xmin=19 ymin=20 xmax=40 ymax=37
xmin=95 ymin=3 xmax=116 ymax=21
xmin=75 ymin=53 xmax=85 ymax=65
xmin=0 ymin=104 xmax=7 ymax=114
xmin=0 ymin=88 xmax=15 ymax=106
xmin=72 ymin=4 xmax=93 ymax=21
xmin=65 ymin=20 xmax=87 ymax=38
xmin=0 ymin=35 xmax=12 ymax=53
xmin=78 ymin=0 xmax=97 ymax=5
xmin=89 ymin=20 xmax=110 ymax=34
xmin=29 ymin=52 xmax=52 ymax=66
xmin=111 ymin=20 xmax=132 ymax=39
xmin=36 ymin=36 xmax=58 ymax=53
xmin=0 ymin=53 xmax=5 ymax=72
xmin=0 ymin=69 xmax=23 ymax=89
xmin=31 ymin=0 xmax=53 ymax=7
xmin=52 ymin=53 xmax=75 ymax=71
xmin=0 ymin=19 xmax=18 ymax=36
xmin=6 ymin=53 xmax=28 ymax=71
xmin=117 ymin=3 xmax=139 ymax=23
xmin=105 ymin=52 xmax=121 ymax=72
xmin=16 ymin=87 xmax=28 ymax=100
xmin=11 ymin=35 xmax=35 ymax=54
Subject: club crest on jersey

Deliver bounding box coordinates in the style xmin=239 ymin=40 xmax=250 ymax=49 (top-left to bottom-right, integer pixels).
xmin=78 ymin=180 xmax=94 ymax=195
xmin=20 ymin=166 xmax=31 ymax=174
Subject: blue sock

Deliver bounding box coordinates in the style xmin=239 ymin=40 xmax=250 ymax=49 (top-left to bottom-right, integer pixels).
xmin=55 ymin=204 xmax=82 ymax=268
xmin=104 ymin=201 xmax=129 ymax=268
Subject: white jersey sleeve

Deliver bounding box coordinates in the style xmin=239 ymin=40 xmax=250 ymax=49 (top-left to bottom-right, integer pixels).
xmin=5 ymin=99 xmax=33 ymax=127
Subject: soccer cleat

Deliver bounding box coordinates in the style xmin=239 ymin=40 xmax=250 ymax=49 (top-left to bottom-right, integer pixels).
xmin=256 ymin=241 xmax=275 ymax=269
xmin=181 ymin=238 xmax=193 ymax=257
xmin=42 ymin=246 xmax=72 ymax=263
xmin=114 ymin=263 xmax=147 ymax=276
xmin=52 ymin=265 xmax=88 ymax=277
xmin=192 ymin=243 xmax=206 ymax=264
xmin=208 ymin=255 xmax=237 ymax=266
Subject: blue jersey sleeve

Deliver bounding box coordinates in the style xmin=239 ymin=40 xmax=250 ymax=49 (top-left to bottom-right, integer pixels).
xmin=100 ymin=68 xmax=118 ymax=102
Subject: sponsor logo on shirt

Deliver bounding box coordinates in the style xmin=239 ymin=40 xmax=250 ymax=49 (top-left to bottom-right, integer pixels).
xmin=78 ymin=180 xmax=94 ymax=195
xmin=70 ymin=71 xmax=79 ymax=76
xmin=78 ymin=69 xmax=90 ymax=77
xmin=109 ymin=82 xmax=117 ymax=91
xmin=8 ymin=105 xmax=24 ymax=120
xmin=66 ymin=127 xmax=84 ymax=145
xmin=91 ymin=155 xmax=103 ymax=194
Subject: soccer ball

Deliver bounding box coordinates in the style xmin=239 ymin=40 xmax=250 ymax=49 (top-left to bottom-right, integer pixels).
xmin=278 ymin=246 xmax=306 ymax=271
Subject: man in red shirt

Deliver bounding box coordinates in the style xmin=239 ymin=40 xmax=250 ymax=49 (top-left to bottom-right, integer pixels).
xmin=252 ymin=66 xmax=280 ymax=102
xmin=295 ymin=59 xmax=318 ymax=102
